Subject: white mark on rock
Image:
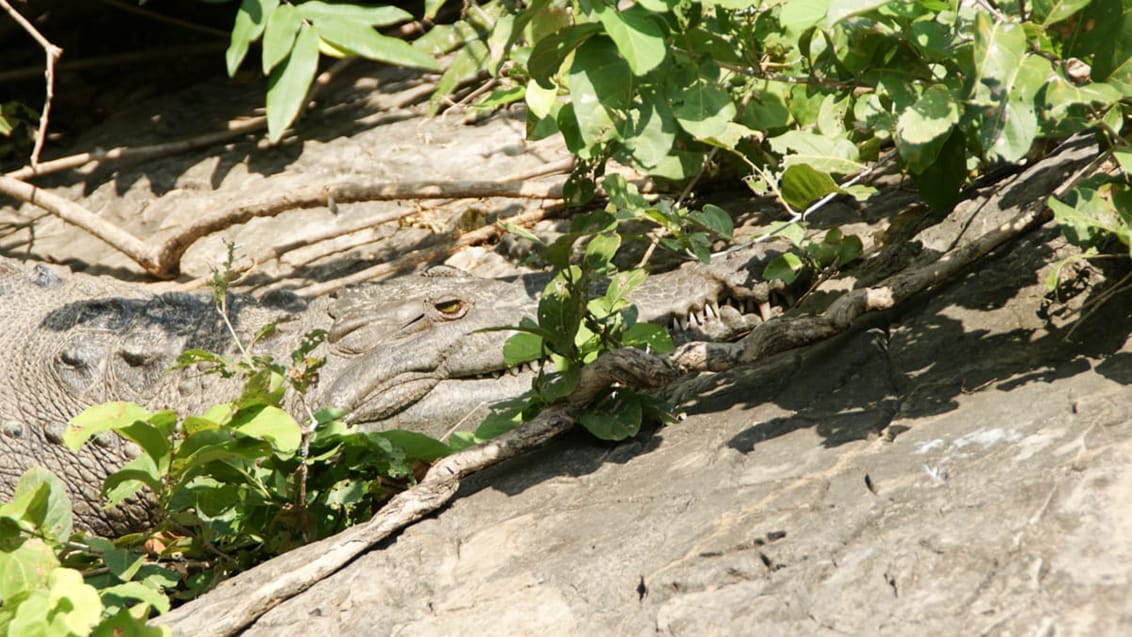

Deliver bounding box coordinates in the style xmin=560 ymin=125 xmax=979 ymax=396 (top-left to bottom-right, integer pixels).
xmin=951 ymin=427 xmax=1022 ymax=450
xmin=915 ymin=439 xmax=944 ymax=454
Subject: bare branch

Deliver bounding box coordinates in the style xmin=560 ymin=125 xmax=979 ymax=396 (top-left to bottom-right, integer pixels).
xmin=0 ymin=175 xmax=156 ymax=270
xmin=0 ymin=0 xmax=63 ymax=170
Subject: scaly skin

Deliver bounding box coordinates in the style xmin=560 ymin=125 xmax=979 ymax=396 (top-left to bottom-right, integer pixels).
xmin=0 ymin=240 xmax=795 ymax=533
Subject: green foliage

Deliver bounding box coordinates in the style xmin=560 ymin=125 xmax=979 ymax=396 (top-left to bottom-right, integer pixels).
xmin=225 ymin=0 xmax=440 ymax=142
xmin=0 ymin=247 xmax=454 ymax=627
xmin=60 ymin=252 xmax=453 ymax=591
xmin=0 ymin=470 xmax=170 ymax=636
xmin=432 ymin=0 xmax=1126 ymax=217
xmin=1045 ymin=152 xmax=1132 ymax=295
xmin=0 ymin=101 xmax=38 ymax=166
xmin=455 ymin=203 xmax=684 ymax=447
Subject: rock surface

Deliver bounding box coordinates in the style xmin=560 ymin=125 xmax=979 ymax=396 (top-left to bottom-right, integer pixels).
xmin=230 ymin=223 xmax=1132 ymax=636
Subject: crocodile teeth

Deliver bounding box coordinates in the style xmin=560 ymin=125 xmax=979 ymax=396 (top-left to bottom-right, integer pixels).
xmin=758 ymin=300 xmax=773 ymax=321
xmin=704 ymin=303 xmax=718 ymax=320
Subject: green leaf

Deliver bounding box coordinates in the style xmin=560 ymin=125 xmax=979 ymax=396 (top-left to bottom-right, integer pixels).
xmin=1115 ymin=147 xmax=1132 ymax=174
xmin=779 ymin=0 xmax=828 ymax=33
xmin=822 ymin=0 xmax=889 ymax=26
xmin=369 ymin=430 xmax=452 ymax=462
xmin=313 ymin=16 xmax=440 ymax=71
xmin=0 ymin=532 xmax=57 ymax=602
xmin=99 ymin=581 xmax=171 ymax=616
xmin=910 ymin=127 xmax=966 ymax=213
xmin=103 ymin=548 xmax=146 ymax=583
xmin=538 ymin=271 xmax=584 ymax=355
xmin=767 ymin=221 xmax=805 ymax=246
xmin=616 ymin=99 xmax=678 ymax=172
xmin=424 ymin=0 xmax=450 ymax=21
xmin=1050 ymin=186 xmax=1130 ymax=247
xmin=580 ymin=393 xmax=643 ymax=440
xmin=226 ymin=0 xmax=278 ymax=76
xmin=0 ymin=469 xmax=73 ymax=542
xmin=102 ymin=459 xmax=162 ymax=507
xmin=1032 ymin=0 xmax=1091 ymax=26
xmin=503 ymin=331 xmax=544 ymax=365
xmin=567 ymin=37 xmax=633 ymax=146
xmin=529 ymin=23 xmax=603 ymax=89
xmin=764 ymin=253 xmax=805 ymax=284
xmin=780 ymin=164 xmax=841 ymax=210
xmin=835 ymin=233 xmax=863 ymax=266
xmin=584 ymin=232 xmax=621 ymax=272
xmin=233 ymin=405 xmax=302 ymax=453
xmin=92 ymin=608 xmax=171 ymax=637
xmin=672 ymin=80 xmax=737 ymax=139
xmin=295 ymin=1 xmax=412 ymax=26
xmin=116 ymin=420 xmax=173 ymax=475
xmin=622 ymin=322 xmax=674 ymax=353
xmin=604 ymin=269 xmax=648 ymax=306
xmin=895 ymin=84 xmax=960 ymax=173
xmin=969 ymin=13 xmax=1030 ymax=161
xmin=65 ymin=401 xmax=153 ymax=451
xmin=265 ymin=22 xmax=320 ymax=143
xmin=4 ymin=568 xmax=102 ymax=636
xmin=689 ymin=204 xmax=734 ymax=238
xmin=261 ymin=2 xmax=300 ymax=75
xmin=768 ymin=130 xmax=863 ymax=175
xmin=593 ymin=3 xmax=667 ymax=75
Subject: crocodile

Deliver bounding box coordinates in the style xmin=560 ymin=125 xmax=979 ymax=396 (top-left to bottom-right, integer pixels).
xmin=0 ymin=240 xmax=795 ymax=534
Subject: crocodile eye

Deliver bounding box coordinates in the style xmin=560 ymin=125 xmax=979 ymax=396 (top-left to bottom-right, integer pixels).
xmin=433 ymin=298 xmax=468 ymax=319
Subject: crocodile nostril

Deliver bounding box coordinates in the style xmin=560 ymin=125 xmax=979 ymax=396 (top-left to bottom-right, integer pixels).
xmin=120 ymin=349 xmax=151 ymax=367
xmin=59 ymin=349 xmax=86 ymax=368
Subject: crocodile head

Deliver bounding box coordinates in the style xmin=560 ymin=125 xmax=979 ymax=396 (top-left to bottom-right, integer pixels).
xmin=320 ymin=240 xmax=799 ymax=439
xmin=320 ymin=266 xmax=540 ymax=435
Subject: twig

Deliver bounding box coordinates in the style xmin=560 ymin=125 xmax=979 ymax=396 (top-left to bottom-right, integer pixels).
xmin=5 ymin=53 xmax=352 ymax=181
xmin=0 ymin=0 xmax=63 ymax=170
xmin=0 ymin=43 xmax=226 ymax=83
xmin=97 ymin=0 xmax=231 ymax=38
xmin=293 ymin=205 xmax=557 ymax=297
xmin=5 ymin=117 xmax=266 ymax=181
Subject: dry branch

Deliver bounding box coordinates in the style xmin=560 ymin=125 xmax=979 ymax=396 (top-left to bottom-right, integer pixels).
xmin=151 ymin=178 xmax=566 ymax=277
xmin=0 ymin=0 xmax=63 ymax=170
xmin=0 ymin=174 xmax=566 ymax=278
xmin=293 ymin=204 xmax=560 ymax=297
xmin=0 ymin=175 xmax=157 ymax=269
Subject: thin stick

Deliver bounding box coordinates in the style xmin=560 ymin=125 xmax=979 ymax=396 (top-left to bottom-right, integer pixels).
xmin=5 ymin=117 xmax=267 ymax=181
xmin=5 ymin=54 xmax=352 ymax=181
xmin=0 ymin=0 xmax=63 ymax=170
xmin=293 ymin=205 xmax=557 ymax=297
xmin=97 ymin=0 xmax=231 ymax=38
xmin=0 ymin=43 xmax=226 ymax=83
